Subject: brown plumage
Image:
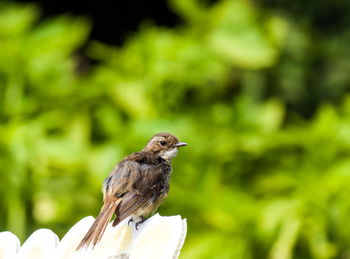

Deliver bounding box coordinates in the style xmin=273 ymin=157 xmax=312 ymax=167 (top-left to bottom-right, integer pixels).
xmin=76 ymin=132 xmax=187 ymax=250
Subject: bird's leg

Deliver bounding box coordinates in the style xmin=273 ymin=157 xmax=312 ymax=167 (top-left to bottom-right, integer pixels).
xmin=128 ymin=217 xmax=134 ymax=226
xmin=135 ymin=216 xmax=145 ymax=230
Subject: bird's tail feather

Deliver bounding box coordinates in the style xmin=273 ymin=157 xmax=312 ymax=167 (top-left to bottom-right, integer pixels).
xmin=76 ymin=200 xmax=120 ymax=250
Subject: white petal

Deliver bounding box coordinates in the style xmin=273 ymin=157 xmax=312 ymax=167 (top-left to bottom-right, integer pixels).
xmin=129 ymin=214 xmax=187 ymax=259
xmin=0 ymin=231 xmax=20 ymax=259
xmin=173 ymin=219 xmax=187 ymax=259
xmin=53 ymin=216 xmax=95 ymax=259
xmin=17 ymin=229 xmax=59 ymax=259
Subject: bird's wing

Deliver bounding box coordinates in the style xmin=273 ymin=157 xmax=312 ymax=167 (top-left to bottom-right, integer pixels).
xmin=102 ymin=159 xmax=142 ymax=199
xmin=112 ymin=192 xmax=149 ymax=226
xmin=103 ymin=154 xmax=169 ymax=198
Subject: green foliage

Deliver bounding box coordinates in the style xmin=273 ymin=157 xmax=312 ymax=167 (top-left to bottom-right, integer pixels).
xmin=1 ymin=0 xmax=350 ymax=258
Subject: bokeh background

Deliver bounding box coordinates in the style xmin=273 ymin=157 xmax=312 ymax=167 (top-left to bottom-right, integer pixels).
xmin=1 ymin=0 xmax=350 ymax=258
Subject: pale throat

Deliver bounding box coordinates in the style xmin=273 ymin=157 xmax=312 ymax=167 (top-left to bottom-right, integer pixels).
xmin=160 ymin=148 xmax=178 ymax=160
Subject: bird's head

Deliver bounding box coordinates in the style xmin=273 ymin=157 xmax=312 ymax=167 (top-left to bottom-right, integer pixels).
xmin=143 ymin=132 xmax=187 ymax=161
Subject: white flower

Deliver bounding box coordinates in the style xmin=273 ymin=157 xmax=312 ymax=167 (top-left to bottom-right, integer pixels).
xmin=0 ymin=214 xmax=187 ymax=259
xmin=0 ymin=231 xmax=20 ymax=258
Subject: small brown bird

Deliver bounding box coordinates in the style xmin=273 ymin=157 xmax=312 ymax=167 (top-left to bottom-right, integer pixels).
xmin=77 ymin=132 xmax=187 ymax=249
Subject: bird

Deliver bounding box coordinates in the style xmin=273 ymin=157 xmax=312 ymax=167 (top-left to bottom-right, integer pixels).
xmin=76 ymin=132 xmax=187 ymax=250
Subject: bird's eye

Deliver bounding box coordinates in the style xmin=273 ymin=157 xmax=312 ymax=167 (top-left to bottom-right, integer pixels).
xmin=160 ymin=140 xmax=166 ymax=146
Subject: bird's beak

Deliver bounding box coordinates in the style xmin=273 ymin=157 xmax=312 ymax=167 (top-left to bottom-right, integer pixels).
xmin=176 ymin=142 xmax=188 ymax=147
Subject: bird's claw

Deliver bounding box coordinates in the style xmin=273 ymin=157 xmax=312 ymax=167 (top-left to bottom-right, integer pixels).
xmin=128 ymin=218 xmax=133 ymax=226
xmin=135 ymin=216 xmax=145 ymax=231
